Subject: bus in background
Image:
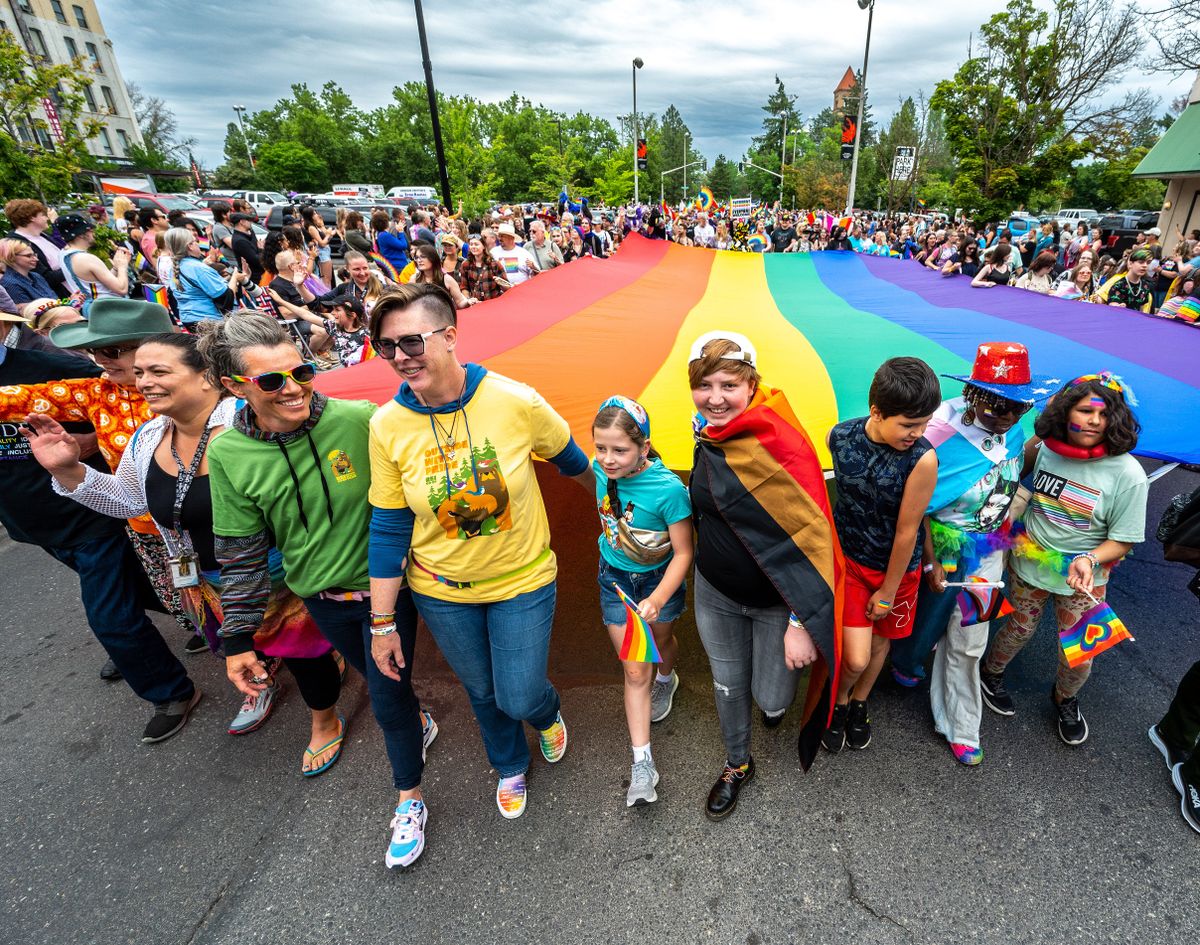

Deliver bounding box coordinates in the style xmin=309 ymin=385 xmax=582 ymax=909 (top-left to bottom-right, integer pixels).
xmin=386 ymin=186 xmax=438 ymax=202
xmin=333 ymin=183 xmax=385 ymax=199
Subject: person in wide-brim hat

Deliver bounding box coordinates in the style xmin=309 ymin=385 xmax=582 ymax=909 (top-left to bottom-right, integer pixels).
xmin=942 ymin=340 xmax=1059 ymax=406
xmin=49 ymin=297 xmax=174 ymax=351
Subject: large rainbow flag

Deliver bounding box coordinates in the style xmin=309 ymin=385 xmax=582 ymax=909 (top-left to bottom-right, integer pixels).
xmin=317 ymin=235 xmax=1200 ymax=468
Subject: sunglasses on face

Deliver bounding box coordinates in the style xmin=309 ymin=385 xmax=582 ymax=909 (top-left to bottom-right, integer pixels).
xmin=230 ymin=362 xmax=318 ymax=392
xmin=86 ymin=343 xmax=140 ymax=359
xmin=370 ymin=326 xmax=448 ymax=360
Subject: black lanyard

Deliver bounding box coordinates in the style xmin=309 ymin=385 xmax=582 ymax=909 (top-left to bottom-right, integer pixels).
xmin=168 ymin=417 xmax=215 ymax=532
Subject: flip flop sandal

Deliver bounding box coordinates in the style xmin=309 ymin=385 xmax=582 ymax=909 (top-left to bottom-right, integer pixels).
xmin=302 ymin=716 xmax=346 ymax=778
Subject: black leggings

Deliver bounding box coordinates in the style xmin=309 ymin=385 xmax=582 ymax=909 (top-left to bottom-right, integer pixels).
xmin=257 ymin=650 xmax=341 ymax=711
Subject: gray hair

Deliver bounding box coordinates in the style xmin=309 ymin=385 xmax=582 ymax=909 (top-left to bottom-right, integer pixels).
xmin=194 ymin=311 xmax=291 ymax=383
xmin=164 ymin=227 xmax=195 ymax=291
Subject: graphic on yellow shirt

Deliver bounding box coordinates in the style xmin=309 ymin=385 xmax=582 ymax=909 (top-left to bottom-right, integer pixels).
xmin=327 ymin=449 xmax=357 ymax=482
xmin=426 ymin=437 xmax=512 ymax=539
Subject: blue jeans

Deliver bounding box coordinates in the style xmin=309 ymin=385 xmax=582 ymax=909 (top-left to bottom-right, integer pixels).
xmin=413 ymin=582 xmax=560 ymax=777
xmin=302 ymin=592 xmax=424 ymax=791
xmin=47 ymin=530 xmax=193 ymax=706
xmin=889 ymin=576 xmax=960 ymax=682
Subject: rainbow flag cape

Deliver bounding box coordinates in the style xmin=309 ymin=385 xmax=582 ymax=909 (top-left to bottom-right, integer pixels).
xmin=1059 ymin=600 xmax=1133 ymax=668
xmin=613 ymin=584 xmax=661 ymax=663
xmin=370 ymin=251 xmax=401 ymax=283
xmin=696 ymin=187 xmax=715 ymax=212
xmin=956 ymin=576 xmax=1014 ymax=626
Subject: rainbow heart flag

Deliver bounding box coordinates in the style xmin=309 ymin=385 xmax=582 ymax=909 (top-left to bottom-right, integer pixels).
xmin=956 ymin=576 xmax=1013 ymax=626
xmin=1059 ymin=600 xmax=1133 ymax=668
xmin=696 ymin=187 xmax=715 ymax=212
xmin=613 ymin=583 xmax=661 ymax=663
xmin=369 ymin=251 xmax=400 ymax=283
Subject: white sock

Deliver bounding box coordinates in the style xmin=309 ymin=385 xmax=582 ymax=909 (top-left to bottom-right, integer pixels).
xmin=632 ymin=743 xmax=652 ymax=764
xmin=655 ymin=671 xmax=673 ymax=683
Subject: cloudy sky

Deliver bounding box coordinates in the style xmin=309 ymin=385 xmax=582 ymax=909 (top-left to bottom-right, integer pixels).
xmin=101 ymin=0 xmax=1189 ymax=170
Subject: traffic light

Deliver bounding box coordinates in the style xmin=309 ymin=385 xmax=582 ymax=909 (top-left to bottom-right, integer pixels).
xmin=636 ymin=138 xmax=647 ymax=171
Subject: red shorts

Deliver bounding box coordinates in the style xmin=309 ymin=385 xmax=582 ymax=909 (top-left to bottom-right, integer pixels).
xmin=842 ymin=558 xmax=921 ymax=639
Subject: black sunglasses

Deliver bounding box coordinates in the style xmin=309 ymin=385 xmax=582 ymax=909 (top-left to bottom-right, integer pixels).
xmin=86 ymin=342 xmax=140 ymax=359
xmin=370 ymin=327 xmax=448 ymax=360
xmin=230 ymin=362 xmax=318 ymax=392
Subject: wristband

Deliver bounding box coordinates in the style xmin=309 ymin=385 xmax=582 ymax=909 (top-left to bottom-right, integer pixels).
xmin=787 ymin=613 xmax=804 ymax=630
xmin=370 ymin=611 xmax=396 ymax=625
xmin=369 ymin=622 xmax=397 ymax=637
xmin=922 ymin=563 xmax=935 ymax=574
xmin=1072 ymin=552 xmax=1100 ymax=569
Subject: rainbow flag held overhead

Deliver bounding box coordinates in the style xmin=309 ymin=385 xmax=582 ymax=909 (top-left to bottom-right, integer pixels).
xmin=696 ymin=187 xmax=715 ymax=212
xmin=369 ymin=251 xmax=400 ymax=283
xmin=956 ymin=576 xmax=1014 ymax=626
xmin=614 ymin=584 xmax=661 ymax=663
xmin=1059 ymin=600 xmax=1133 ymax=668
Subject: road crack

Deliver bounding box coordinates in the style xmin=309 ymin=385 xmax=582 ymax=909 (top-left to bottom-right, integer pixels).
xmin=840 ymin=857 xmax=913 ymax=938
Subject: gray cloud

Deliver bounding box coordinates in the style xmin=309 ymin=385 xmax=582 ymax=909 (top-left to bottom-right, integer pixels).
xmin=103 ymin=0 xmax=1188 ymax=176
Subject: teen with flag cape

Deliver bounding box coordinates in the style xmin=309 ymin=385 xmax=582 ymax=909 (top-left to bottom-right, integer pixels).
xmin=691 ymin=356 xmax=844 ymax=774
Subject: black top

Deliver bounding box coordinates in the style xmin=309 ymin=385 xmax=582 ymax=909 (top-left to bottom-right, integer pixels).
xmin=0 ymin=348 xmax=119 ymax=549
xmin=829 ymin=417 xmax=930 ymax=572
xmin=690 ymin=462 xmax=783 ymax=608
xmin=269 ymin=276 xmax=307 ymax=309
xmin=983 ymin=264 xmax=1011 ymax=285
xmin=231 ymin=229 xmax=264 ymax=284
xmin=145 ymin=461 xmax=218 ymax=571
xmin=770 ymin=227 xmax=797 ymax=253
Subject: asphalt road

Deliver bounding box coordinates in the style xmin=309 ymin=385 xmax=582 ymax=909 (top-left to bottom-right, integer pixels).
xmin=2 ymin=463 xmax=1198 ymax=945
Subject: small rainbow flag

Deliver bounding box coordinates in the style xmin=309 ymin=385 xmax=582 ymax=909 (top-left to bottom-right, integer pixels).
xmin=357 ymin=340 xmax=377 ymax=363
xmin=956 ymin=576 xmax=1013 ymax=626
xmin=614 ymin=583 xmax=661 ymax=663
xmin=369 ymin=251 xmax=400 ymax=283
xmin=695 ymin=187 xmax=715 ymax=212
xmin=917 ymin=198 xmax=927 ymax=208
xmin=1059 ymin=599 xmax=1133 ymax=668
xmin=838 ymin=216 xmax=853 ymax=231
xmin=143 ymin=284 xmax=170 ymax=309
xmin=747 ymin=233 xmax=768 ymax=252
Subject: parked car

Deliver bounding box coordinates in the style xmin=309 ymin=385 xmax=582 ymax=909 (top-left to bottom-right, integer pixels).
xmin=264 ymin=204 xmax=344 ymax=257
xmin=1053 ymin=208 xmax=1099 ymax=230
xmin=194 ymin=195 xmax=257 ymax=220
xmin=1096 ymin=210 xmax=1158 ymax=256
xmin=105 ymin=191 xmax=213 ymax=223
xmin=1004 ymin=213 xmax=1038 ymax=238
xmin=229 ymin=189 xmax=291 ymax=218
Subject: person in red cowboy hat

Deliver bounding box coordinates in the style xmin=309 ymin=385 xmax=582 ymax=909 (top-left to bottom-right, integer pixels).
xmin=889 ymin=341 xmax=1058 ymax=766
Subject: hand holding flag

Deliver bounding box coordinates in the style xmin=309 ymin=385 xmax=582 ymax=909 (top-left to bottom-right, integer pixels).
xmin=613 ymin=584 xmax=662 ymax=663
xmin=1059 ymin=591 xmax=1133 ymax=667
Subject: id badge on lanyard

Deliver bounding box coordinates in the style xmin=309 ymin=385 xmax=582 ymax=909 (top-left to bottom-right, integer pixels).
xmin=168 ymin=418 xmax=214 ymax=589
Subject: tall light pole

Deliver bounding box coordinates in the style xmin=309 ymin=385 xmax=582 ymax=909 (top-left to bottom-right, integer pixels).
xmin=683 ymin=130 xmax=689 ymax=203
xmin=778 ymin=111 xmax=788 ymax=207
xmin=632 ymin=57 xmax=644 ymax=206
xmin=552 ymin=117 xmax=565 ymax=194
xmin=232 ymin=105 xmax=255 ymax=170
xmin=845 ymin=0 xmax=874 ymax=214
xmin=414 ymin=0 xmax=453 ymax=208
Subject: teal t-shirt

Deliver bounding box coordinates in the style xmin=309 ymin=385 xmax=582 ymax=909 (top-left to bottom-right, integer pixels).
xmin=1013 ymin=448 xmax=1148 ymax=593
xmin=593 ymin=457 xmax=692 ymax=573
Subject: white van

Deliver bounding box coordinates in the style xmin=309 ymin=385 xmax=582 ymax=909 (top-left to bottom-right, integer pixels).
xmin=387 ymin=186 xmax=438 ymax=201
xmin=1055 ymin=208 xmax=1099 ymax=228
xmin=333 ymin=183 xmax=384 ymax=198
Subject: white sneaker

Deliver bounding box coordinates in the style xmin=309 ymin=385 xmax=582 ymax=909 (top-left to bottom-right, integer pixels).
xmin=650 ymin=671 xmax=680 ymax=723
xmin=421 ymin=709 xmax=439 ymax=751
xmin=626 ymin=757 xmax=660 ymax=807
xmin=386 ymin=799 xmax=428 ymax=868
xmin=227 ymin=682 xmax=279 ymax=735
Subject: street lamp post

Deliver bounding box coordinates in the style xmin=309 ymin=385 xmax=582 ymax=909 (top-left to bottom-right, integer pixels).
xmin=632 ymin=57 xmax=643 ymax=206
xmin=845 ymin=0 xmax=875 ymax=214
xmin=553 ymin=117 xmax=565 ymax=194
xmin=683 ymin=131 xmax=689 ymax=203
xmin=232 ymin=105 xmax=255 ymax=170
xmin=413 ymin=0 xmax=453 ymax=209
xmin=778 ymin=111 xmax=788 ymax=206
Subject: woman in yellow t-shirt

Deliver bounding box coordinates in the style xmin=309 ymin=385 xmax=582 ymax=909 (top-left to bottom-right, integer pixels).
xmin=366 ymin=284 xmax=594 ymax=821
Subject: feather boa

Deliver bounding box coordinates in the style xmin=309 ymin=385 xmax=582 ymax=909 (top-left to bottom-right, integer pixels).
xmin=930 ymin=519 xmax=1015 ymax=573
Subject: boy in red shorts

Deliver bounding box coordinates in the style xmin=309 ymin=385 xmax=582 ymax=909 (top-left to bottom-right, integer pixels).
xmin=824 ymin=357 xmax=941 ymax=751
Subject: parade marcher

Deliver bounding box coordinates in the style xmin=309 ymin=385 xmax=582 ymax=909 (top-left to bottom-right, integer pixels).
xmin=971 ymin=243 xmax=1014 ymax=288
xmin=687 ymin=331 xmax=842 ymax=819
xmin=591 ymin=396 xmax=692 ymax=806
xmin=409 ymin=243 xmax=475 ymax=308
xmin=1096 ymin=249 xmax=1154 ymax=312
xmin=982 ymin=374 xmax=1148 ymax=745
xmin=365 ymin=284 xmax=593 ymax=823
xmin=201 ymin=312 xmax=438 ymax=867
xmin=693 ymin=213 xmax=717 ymax=249
xmin=26 ymin=332 xmax=343 ymax=750
xmin=525 ymin=220 xmax=564 ymax=272
xmin=490 ymin=223 xmax=539 ymax=284
xmin=1015 ymin=251 xmax=1058 ymax=294
xmin=458 ymin=235 xmax=509 ymax=302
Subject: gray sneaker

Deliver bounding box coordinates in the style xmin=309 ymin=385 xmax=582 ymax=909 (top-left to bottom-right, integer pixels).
xmin=626 ymin=757 xmax=660 ymax=807
xmin=650 ymin=671 xmax=680 ymax=723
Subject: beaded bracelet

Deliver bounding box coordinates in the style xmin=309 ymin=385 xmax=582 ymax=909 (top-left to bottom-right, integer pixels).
xmin=1072 ymin=551 xmax=1101 ymax=570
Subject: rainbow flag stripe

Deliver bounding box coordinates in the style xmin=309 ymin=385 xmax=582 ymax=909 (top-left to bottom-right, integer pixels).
xmin=316 ymin=235 xmax=1200 ymax=467
xmin=1030 ymin=480 xmax=1102 ymax=529
xmin=370 ymin=251 xmax=401 ymax=283
xmin=614 ymin=584 xmax=661 ymax=663
xmin=1059 ymin=600 xmax=1133 ymax=667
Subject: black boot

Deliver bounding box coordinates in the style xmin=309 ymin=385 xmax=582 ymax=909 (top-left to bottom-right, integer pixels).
xmin=705 ymin=757 xmax=755 ymax=820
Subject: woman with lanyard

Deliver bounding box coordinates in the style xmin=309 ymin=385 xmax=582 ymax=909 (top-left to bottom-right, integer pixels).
xmin=687 ymin=331 xmax=843 ymax=820
xmin=164 ymin=228 xmax=247 ymax=325
xmin=22 ymin=331 xmax=340 ymax=749
xmin=200 ymin=312 xmax=437 ymax=869
xmin=365 ymin=284 xmax=593 ymax=825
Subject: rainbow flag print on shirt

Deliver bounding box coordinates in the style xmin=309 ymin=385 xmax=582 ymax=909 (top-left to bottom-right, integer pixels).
xmin=614 ymin=584 xmax=661 ymax=663
xmin=1059 ymin=600 xmax=1133 ymax=668
xmin=1030 ymin=469 xmax=1101 ymax=530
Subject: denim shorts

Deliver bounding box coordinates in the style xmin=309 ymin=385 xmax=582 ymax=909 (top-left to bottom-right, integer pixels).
xmin=316 ymin=245 xmax=332 ymax=263
xmin=598 ymin=558 xmax=686 ymax=626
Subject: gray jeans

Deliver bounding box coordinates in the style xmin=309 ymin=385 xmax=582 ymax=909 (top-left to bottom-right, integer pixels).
xmin=693 ymin=569 xmax=799 ymax=766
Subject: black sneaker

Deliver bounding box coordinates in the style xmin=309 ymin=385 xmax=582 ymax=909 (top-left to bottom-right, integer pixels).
xmin=1148 ymin=724 xmax=1191 ymax=772
xmin=1171 ymin=763 xmax=1200 ymax=835
xmin=980 ymin=670 xmax=1016 ymax=717
xmin=704 ymin=757 xmax=754 ymax=820
xmin=821 ymin=703 xmax=848 ymax=753
xmin=761 ymin=708 xmax=785 ymax=729
xmin=142 ymin=689 xmax=202 ymax=744
xmin=184 ymin=634 xmax=208 ymax=656
xmin=846 ymin=699 xmax=871 ymax=750
xmin=1053 ymin=690 xmax=1088 ymax=746
xmin=99 ymin=659 xmax=122 ymax=681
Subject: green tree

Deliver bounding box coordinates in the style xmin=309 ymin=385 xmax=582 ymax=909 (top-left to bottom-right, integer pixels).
xmin=1068 ymin=150 xmax=1165 ymax=210
xmin=592 ymin=150 xmax=634 ymax=205
xmin=704 ymin=154 xmax=743 ymax=202
xmin=255 ymin=141 xmax=328 ymax=192
xmin=931 ymin=0 xmax=1149 ymax=221
xmin=211 ymin=121 xmax=255 ymax=188
xmin=0 ymin=30 xmax=103 ymax=201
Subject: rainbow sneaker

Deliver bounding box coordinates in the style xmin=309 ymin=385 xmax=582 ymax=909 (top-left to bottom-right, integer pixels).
xmin=951 ymin=743 xmax=983 ymax=766
xmin=496 ymin=773 xmax=527 ymax=819
xmin=538 ymin=712 xmax=568 ymax=763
